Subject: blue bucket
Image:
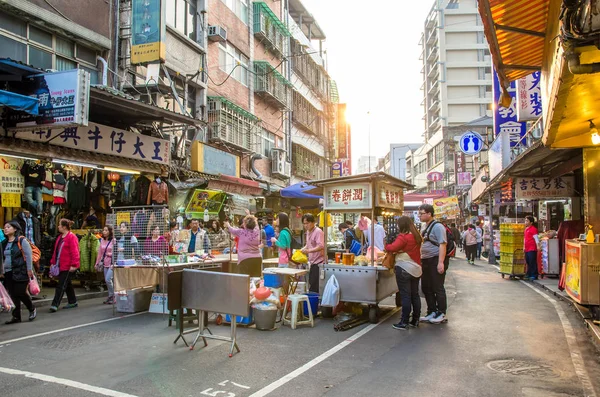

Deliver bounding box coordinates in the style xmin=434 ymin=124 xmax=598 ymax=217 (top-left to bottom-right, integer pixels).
xmin=264 ymin=273 xmax=283 ymax=288
xmin=303 ymin=292 xmax=319 ymax=316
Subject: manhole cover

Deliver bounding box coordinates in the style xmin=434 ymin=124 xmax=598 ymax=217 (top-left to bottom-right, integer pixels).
xmin=39 ymin=330 xmax=130 ymax=351
xmin=487 ymin=360 xmax=561 ymax=378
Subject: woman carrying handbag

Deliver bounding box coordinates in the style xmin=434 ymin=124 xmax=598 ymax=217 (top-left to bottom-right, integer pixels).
xmin=384 ymin=216 xmax=423 ymax=331
xmin=1 ymin=221 xmax=36 ymax=324
xmin=95 ymin=225 xmax=116 ymax=304
xmin=49 ymin=219 xmax=80 ymax=312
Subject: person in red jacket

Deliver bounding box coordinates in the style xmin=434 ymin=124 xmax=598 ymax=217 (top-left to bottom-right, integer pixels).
xmin=49 ymin=219 xmax=80 ymax=312
xmin=385 ymin=216 xmax=423 ymax=331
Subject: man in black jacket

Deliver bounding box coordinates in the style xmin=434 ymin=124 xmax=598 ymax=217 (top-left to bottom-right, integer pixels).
xmin=20 ymin=161 xmax=45 ymax=215
xmin=13 ymin=211 xmax=41 ymax=247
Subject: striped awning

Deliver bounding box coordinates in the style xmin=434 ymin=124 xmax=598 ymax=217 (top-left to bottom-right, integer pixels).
xmin=478 ymin=0 xmax=550 ymax=89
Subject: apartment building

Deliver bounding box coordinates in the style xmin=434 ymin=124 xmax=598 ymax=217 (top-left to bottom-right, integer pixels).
xmin=414 ymin=0 xmax=492 ymax=194
xmin=356 ymin=156 xmax=377 ymax=175
xmin=380 ymin=143 xmax=423 ymax=180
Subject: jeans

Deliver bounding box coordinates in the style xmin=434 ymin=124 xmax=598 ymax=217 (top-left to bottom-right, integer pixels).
xmin=525 ymin=250 xmax=538 ymax=278
xmin=51 ymin=271 xmax=77 ymax=307
xmin=104 ymin=267 xmax=114 ymax=298
xmin=466 ymin=244 xmax=477 ymax=262
xmin=24 ymin=185 xmax=42 ymax=215
xmin=395 ymin=267 xmax=421 ymax=323
xmin=421 ymin=256 xmax=448 ymax=315
xmin=3 ymin=272 xmax=35 ymax=321
xmin=476 ymin=242 xmax=482 ymax=259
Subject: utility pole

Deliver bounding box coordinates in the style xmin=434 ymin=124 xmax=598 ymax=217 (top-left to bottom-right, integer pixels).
xmin=367 ymin=111 xmax=371 ymax=173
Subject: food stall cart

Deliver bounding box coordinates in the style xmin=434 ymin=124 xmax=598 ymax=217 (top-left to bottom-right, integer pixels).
xmin=309 ymin=172 xmax=413 ymax=323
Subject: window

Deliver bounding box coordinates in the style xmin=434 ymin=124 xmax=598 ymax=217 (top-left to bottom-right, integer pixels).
xmin=166 ymin=0 xmax=197 ymax=40
xmin=0 ymin=12 xmax=99 ymax=78
xmin=218 ymin=42 xmax=249 ymax=86
xmin=221 ymin=0 xmax=248 ymax=24
xmin=260 ymin=130 xmax=275 ymax=157
xmin=433 ymin=143 xmax=444 ymax=164
xmin=427 ymin=151 xmax=434 ymax=169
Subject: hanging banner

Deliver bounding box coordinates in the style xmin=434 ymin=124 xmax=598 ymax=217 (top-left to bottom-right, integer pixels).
xmin=376 ymin=182 xmax=404 ymax=210
xmin=331 ymin=161 xmax=342 ymax=178
xmin=454 ymin=152 xmax=465 ymax=180
xmin=457 ymin=172 xmax=472 ymax=186
xmin=131 ymin=0 xmax=166 ymax=64
xmin=515 ymin=176 xmax=575 ymax=200
xmin=7 ymin=69 xmax=90 ymax=130
xmin=516 ymin=71 xmax=542 ymax=122
xmin=1 ymin=193 xmax=21 ymax=207
xmin=185 ymin=189 xmax=227 ymax=217
xmin=0 ymin=169 xmax=25 ymax=194
xmin=324 ymin=183 xmax=371 ymax=210
xmin=432 ymin=196 xmax=460 ymax=219
xmin=12 ymin=122 xmax=170 ymax=165
xmin=427 ymin=171 xmax=444 ymax=182
xmin=337 ymin=104 xmax=348 ymax=159
xmin=492 ymin=68 xmax=527 ymax=147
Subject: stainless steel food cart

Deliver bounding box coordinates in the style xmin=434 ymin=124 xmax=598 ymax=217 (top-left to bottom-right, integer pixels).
xmin=309 ymin=172 xmax=413 ymax=323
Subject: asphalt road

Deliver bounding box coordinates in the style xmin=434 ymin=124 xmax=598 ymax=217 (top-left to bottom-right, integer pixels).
xmin=1 ymin=256 xmax=599 ymax=397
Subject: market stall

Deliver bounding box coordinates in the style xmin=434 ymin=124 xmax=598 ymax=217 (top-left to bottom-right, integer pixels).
xmin=308 ymin=172 xmax=412 ymax=323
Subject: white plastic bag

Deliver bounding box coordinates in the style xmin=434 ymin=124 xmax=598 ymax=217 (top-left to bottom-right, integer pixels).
xmin=321 ymin=275 xmax=340 ymax=307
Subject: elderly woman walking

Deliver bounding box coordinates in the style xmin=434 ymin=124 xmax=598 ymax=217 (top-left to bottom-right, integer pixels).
xmin=49 ymin=219 xmax=80 ymax=312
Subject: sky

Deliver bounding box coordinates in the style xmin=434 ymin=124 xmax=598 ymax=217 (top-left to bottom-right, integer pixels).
xmin=300 ymin=0 xmax=435 ymax=168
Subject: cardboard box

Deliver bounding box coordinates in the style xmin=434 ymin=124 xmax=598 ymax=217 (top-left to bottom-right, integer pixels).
xmin=116 ymin=286 xmax=155 ymax=313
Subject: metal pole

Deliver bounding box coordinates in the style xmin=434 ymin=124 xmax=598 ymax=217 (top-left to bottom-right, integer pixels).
xmin=488 ymin=192 xmax=496 ymax=264
xmin=367 ymin=111 xmax=371 ymax=173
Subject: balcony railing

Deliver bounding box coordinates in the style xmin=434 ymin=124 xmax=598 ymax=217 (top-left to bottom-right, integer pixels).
xmin=254 ymin=61 xmax=291 ymax=109
xmin=207 ymin=96 xmax=260 ymax=152
xmin=253 ymin=2 xmax=290 ymax=59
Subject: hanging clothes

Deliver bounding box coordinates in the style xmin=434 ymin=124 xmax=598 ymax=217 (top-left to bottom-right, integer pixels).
xmin=53 ymin=171 xmax=66 ymax=205
xmin=79 ymin=232 xmax=99 ymax=273
xmin=134 ymin=176 xmax=151 ymax=206
xmin=147 ymin=180 xmax=168 ymax=205
xmin=67 ymin=176 xmax=87 ymax=211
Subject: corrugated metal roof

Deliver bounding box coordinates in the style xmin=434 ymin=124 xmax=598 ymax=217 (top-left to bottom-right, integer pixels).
xmin=479 ymin=0 xmax=550 ymax=88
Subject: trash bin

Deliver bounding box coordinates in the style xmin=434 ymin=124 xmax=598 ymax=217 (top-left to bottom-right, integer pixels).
xmin=303 ymin=292 xmax=319 ymax=316
xmin=253 ymin=307 xmax=277 ymax=330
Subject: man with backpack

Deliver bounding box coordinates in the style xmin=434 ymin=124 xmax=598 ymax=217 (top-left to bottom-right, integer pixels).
xmin=339 ymin=223 xmax=362 ymax=255
xmin=418 ymin=204 xmax=452 ymax=324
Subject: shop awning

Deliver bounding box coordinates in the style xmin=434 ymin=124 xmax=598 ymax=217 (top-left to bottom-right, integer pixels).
xmin=0 ymin=90 xmax=38 ymax=115
xmin=478 ymin=0 xmax=550 ymax=89
xmin=207 ymin=175 xmax=263 ymax=196
xmin=90 ymin=86 xmax=203 ymax=127
xmin=473 ymin=142 xmax=582 ymax=202
xmin=280 ymin=182 xmax=322 ymax=199
xmin=0 ymin=138 xmax=162 ymax=174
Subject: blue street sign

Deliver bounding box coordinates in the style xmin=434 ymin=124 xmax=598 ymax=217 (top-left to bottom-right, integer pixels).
xmin=459 ymin=131 xmax=484 ymax=155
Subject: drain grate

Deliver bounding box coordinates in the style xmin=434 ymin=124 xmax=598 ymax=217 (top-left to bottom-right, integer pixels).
xmin=487 ymin=360 xmax=561 ymax=378
xmin=39 ymin=330 xmax=130 ymax=351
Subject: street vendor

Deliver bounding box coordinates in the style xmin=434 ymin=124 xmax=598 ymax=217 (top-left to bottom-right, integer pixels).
xmin=301 ymin=214 xmax=325 ymax=293
xmin=185 ymin=219 xmax=212 ymax=254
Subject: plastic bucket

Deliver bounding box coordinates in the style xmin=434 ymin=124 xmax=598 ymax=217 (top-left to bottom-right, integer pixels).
xmin=303 ymin=292 xmax=319 ymax=316
xmin=253 ymin=308 xmax=277 ymax=330
xmin=264 ymin=273 xmax=283 ymax=288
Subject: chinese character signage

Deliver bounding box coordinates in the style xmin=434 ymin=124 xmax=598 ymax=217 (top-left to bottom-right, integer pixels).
xmin=0 ymin=169 xmax=25 ymax=194
xmin=191 ymin=142 xmax=239 ymax=177
xmin=565 ymin=241 xmax=581 ymax=301
xmin=516 ymin=71 xmax=542 ymax=122
xmin=454 ymin=152 xmax=465 ymax=180
xmin=131 ymin=0 xmax=166 ymax=64
xmin=1 ymin=193 xmax=21 ymax=208
xmin=376 ymin=183 xmax=404 ymax=210
xmin=337 ymin=104 xmax=349 ymax=159
xmin=492 ymin=67 xmax=527 ymax=147
xmin=324 ymin=183 xmax=371 ymax=210
xmin=331 ymin=161 xmax=342 ymax=178
xmin=500 ymin=179 xmax=514 ymax=203
xmin=515 ymin=176 xmax=575 ymax=200
xmin=14 ymin=122 xmax=170 ymax=165
xmin=457 ymin=172 xmax=471 ymax=186
xmin=433 ymin=196 xmax=460 ymax=219
xmin=185 ymin=189 xmax=227 ymax=217
xmin=7 ymin=69 xmax=90 ymax=130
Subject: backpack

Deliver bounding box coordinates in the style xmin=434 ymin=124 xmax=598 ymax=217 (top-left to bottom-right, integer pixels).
xmin=17 ymin=236 xmax=42 ymax=271
xmin=344 ymin=229 xmax=362 ymax=256
xmin=423 ymin=221 xmax=456 ymax=258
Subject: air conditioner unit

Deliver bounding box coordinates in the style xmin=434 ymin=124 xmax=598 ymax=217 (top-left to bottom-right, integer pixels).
xmin=271 ymin=148 xmax=290 ymax=178
xmin=208 ymin=25 xmax=227 ymax=42
xmin=208 ymin=124 xmax=222 ymax=142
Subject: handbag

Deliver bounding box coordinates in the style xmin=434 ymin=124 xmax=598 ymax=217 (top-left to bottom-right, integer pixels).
xmin=382 ymin=252 xmax=396 ymax=270
xmin=0 ymin=282 xmax=15 ymax=312
xmin=50 ymin=237 xmax=66 ymax=278
xmin=28 ymin=274 xmax=41 ymax=296
xmin=95 ymin=239 xmax=112 ymax=272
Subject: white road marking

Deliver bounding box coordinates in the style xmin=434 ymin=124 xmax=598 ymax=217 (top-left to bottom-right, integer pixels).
xmin=0 ymin=311 xmax=148 ymax=345
xmin=0 ymin=366 xmax=138 ymax=397
xmin=519 ymin=281 xmax=597 ymax=397
xmin=248 ymin=307 xmax=400 ymax=397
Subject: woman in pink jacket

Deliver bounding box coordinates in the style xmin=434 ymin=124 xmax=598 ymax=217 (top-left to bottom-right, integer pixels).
xmin=95 ymin=225 xmax=116 ymax=304
xmin=49 ymin=219 xmax=80 ymax=312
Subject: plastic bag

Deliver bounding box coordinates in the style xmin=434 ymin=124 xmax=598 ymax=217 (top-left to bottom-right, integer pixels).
xmin=0 ymin=282 xmax=15 ymax=312
xmin=321 ymin=275 xmax=340 ymax=307
xmin=29 ymin=276 xmax=41 ymax=296
xmin=291 ymin=250 xmax=308 ymax=264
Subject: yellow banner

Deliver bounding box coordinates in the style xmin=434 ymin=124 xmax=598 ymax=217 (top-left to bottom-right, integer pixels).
xmin=1 ymin=193 xmax=21 ymax=208
xmin=186 ymin=189 xmax=226 ymax=215
xmin=432 ymin=196 xmax=460 ymax=219
xmin=130 ymin=0 xmax=166 ymax=64
xmin=117 ymin=212 xmax=131 ymax=226
xmin=565 ymin=243 xmax=581 ymax=300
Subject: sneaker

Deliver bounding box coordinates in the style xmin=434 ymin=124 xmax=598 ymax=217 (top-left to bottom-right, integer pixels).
xmin=4 ymin=317 xmax=21 ymax=325
xmin=63 ymin=303 xmax=78 ymax=309
xmin=29 ymin=308 xmax=37 ymax=321
xmin=409 ymin=317 xmax=420 ymax=328
xmin=392 ymin=322 xmax=409 ymax=331
xmin=419 ymin=312 xmax=437 ymax=323
xmin=430 ymin=312 xmax=448 ymax=324
xmin=49 ymin=306 xmax=58 ymax=313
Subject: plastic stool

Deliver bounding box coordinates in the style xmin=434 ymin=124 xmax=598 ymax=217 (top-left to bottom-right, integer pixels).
xmin=282 ymin=294 xmax=314 ymax=329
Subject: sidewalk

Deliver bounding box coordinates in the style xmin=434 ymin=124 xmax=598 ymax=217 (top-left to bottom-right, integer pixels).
xmin=30 ymin=285 xmax=107 ymax=308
